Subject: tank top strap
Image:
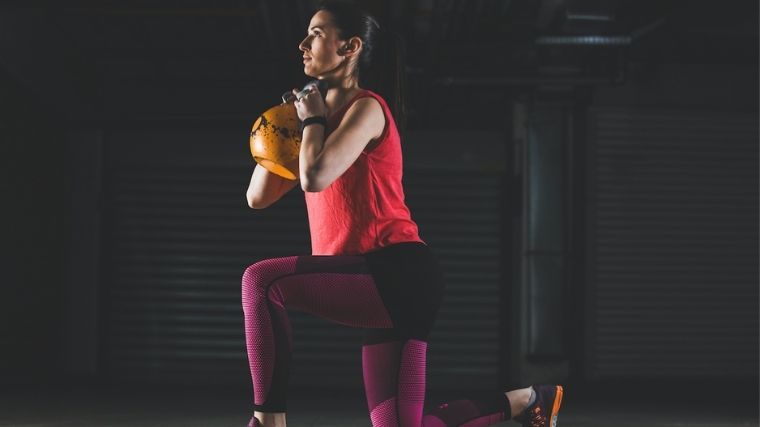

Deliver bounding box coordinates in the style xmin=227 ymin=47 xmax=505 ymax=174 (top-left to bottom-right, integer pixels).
xmin=329 ymin=90 xmax=393 ymax=121
xmin=325 ymin=89 xmax=392 ymax=149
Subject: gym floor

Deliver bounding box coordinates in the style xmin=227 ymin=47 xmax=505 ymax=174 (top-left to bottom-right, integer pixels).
xmin=1 ymin=383 xmax=757 ymax=427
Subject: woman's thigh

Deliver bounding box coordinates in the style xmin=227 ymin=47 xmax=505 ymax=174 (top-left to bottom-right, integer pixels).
xmin=265 ymin=255 xmax=395 ymax=329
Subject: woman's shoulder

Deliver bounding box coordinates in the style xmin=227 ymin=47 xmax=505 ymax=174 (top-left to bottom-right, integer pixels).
xmin=341 ymin=89 xmax=387 ymax=126
xmin=330 ymin=88 xmax=380 ymax=123
xmin=347 ymin=89 xmax=394 ymax=122
xmin=356 ymin=89 xmax=389 ymax=107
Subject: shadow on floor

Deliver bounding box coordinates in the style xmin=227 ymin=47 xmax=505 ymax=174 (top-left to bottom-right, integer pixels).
xmin=0 ymin=380 xmax=757 ymax=427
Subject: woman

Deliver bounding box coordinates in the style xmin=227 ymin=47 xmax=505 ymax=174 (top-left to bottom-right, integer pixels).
xmin=242 ymin=2 xmax=563 ymax=426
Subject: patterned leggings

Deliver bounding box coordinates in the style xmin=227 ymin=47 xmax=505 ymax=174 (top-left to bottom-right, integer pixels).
xmin=241 ymin=244 xmax=511 ymax=426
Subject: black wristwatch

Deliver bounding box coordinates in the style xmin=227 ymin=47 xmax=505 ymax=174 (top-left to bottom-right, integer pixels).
xmin=301 ymin=116 xmax=327 ymax=129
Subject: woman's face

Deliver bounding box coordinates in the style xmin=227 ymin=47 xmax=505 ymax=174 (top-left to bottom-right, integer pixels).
xmin=298 ymin=10 xmax=348 ymax=78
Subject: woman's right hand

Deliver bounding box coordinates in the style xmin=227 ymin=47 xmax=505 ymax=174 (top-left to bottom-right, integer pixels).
xmin=292 ymin=86 xmax=327 ymax=121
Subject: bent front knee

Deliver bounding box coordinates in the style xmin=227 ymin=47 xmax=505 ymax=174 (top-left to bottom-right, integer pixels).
xmin=241 ymin=257 xmax=298 ymax=299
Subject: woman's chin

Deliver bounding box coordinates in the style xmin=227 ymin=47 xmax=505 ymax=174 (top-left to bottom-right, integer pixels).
xmin=303 ymin=63 xmax=317 ymax=76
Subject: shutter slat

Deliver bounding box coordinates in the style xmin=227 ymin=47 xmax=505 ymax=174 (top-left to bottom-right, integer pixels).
xmin=587 ymin=108 xmax=759 ymax=379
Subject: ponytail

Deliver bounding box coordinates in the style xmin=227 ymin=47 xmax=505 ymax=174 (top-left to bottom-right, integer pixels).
xmin=360 ymin=27 xmax=407 ymax=136
xmin=317 ymin=1 xmax=408 ymax=135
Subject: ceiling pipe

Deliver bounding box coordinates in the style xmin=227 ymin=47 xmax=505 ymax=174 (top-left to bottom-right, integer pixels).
xmin=565 ymin=13 xmax=613 ymax=22
xmin=534 ymin=17 xmax=665 ymax=46
xmin=535 ymin=35 xmax=631 ymax=45
xmin=433 ymin=75 xmax=616 ymax=87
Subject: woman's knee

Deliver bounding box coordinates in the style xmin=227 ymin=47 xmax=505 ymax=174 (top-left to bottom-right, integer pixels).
xmin=242 ymin=256 xmax=299 ymax=299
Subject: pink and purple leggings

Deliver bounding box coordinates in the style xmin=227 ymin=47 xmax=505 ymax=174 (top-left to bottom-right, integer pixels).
xmin=241 ymin=242 xmax=511 ymax=426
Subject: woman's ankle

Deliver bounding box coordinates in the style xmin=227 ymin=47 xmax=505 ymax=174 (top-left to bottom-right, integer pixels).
xmin=505 ymin=387 xmax=533 ymax=419
xmin=253 ymin=411 xmax=287 ymax=427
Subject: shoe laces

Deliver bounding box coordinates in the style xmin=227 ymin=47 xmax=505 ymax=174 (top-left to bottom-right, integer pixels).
xmin=527 ymin=406 xmax=547 ymax=427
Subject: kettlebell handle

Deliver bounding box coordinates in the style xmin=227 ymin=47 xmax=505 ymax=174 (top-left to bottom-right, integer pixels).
xmin=281 ymin=80 xmax=328 ymax=104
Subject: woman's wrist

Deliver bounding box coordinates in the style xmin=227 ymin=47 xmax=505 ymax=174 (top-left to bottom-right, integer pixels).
xmin=300 ymin=119 xmax=325 ymax=159
xmin=302 ymin=116 xmax=327 ymax=129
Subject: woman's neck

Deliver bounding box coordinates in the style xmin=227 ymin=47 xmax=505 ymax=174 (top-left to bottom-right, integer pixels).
xmin=324 ymin=79 xmax=362 ymax=117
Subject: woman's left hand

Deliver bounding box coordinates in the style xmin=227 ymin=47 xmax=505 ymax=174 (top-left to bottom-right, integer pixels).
xmin=292 ymin=86 xmax=327 ymax=121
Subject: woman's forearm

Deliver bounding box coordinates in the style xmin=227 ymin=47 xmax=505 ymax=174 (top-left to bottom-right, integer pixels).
xmin=246 ymin=165 xmax=277 ymax=208
xmin=299 ymin=124 xmax=326 ymax=191
xmin=246 ymin=160 xmax=298 ymax=209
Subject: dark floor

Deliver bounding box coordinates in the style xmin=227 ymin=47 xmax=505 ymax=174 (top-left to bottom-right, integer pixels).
xmin=0 ymin=383 xmax=757 ymax=427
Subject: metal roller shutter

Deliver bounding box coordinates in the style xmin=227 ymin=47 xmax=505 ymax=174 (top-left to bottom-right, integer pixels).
xmin=586 ymin=108 xmax=759 ymax=379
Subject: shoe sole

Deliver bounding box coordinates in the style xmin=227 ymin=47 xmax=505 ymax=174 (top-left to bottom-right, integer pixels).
xmin=549 ymin=385 xmax=564 ymax=427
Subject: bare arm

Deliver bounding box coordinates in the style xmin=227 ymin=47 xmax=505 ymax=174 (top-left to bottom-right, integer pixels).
xmin=246 ymin=159 xmax=300 ymax=209
xmin=299 ymin=97 xmax=385 ymax=192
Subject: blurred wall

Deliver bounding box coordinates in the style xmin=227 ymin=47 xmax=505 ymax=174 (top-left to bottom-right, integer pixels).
xmin=0 ymin=69 xmax=65 ymax=384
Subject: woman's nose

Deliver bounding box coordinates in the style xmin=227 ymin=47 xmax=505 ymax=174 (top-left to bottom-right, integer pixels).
xmin=298 ymin=37 xmax=309 ymax=52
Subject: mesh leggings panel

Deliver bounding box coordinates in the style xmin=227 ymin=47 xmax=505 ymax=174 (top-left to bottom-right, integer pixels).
xmin=242 ymin=255 xmax=393 ymax=412
xmin=363 ymin=340 xmax=510 ymax=427
xmin=241 ymin=254 xmax=511 ymax=425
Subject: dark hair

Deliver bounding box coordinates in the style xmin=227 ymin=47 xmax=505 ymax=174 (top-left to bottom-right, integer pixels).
xmin=316 ymin=1 xmax=407 ymax=133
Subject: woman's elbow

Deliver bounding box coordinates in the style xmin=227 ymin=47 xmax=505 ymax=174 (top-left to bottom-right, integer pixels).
xmin=300 ymin=180 xmax=325 ymax=193
xmin=246 ymin=193 xmax=270 ymax=209
xmin=299 ymin=170 xmax=327 ymax=193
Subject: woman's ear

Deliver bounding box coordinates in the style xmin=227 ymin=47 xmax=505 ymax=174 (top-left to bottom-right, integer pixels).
xmin=341 ymin=37 xmax=362 ymax=56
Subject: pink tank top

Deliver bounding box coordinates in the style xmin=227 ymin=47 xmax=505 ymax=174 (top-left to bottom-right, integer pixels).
xmin=304 ymin=89 xmax=424 ymax=255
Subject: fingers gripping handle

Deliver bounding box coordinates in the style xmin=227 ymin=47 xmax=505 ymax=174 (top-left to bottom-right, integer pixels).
xmin=281 ymin=80 xmax=328 ymax=104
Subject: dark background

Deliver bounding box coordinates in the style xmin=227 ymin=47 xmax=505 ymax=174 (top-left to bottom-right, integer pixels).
xmin=1 ymin=0 xmax=758 ymax=422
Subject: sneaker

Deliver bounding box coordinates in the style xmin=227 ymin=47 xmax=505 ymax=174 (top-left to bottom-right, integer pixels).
xmin=514 ymin=384 xmax=564 ymax=427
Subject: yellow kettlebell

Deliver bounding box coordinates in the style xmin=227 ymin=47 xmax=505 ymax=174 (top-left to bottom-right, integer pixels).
xmin=249 ymin=80 xmax=327 ymax=180
xmin=249 ymin=103 xmax=301 ymax=180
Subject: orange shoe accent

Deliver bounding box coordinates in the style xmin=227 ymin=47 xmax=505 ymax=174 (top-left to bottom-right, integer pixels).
xmin=550 ymin=385 xmax=563 ymax=427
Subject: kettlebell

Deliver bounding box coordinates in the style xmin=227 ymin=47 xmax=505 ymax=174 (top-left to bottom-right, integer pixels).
xmin=249 ymin=80 xmax=328 ymax=180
